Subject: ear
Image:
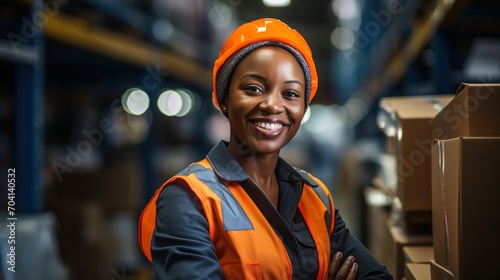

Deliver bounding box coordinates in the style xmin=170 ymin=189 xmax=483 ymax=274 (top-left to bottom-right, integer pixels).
xmin=220 ymin=101 xmax=228 ymax=113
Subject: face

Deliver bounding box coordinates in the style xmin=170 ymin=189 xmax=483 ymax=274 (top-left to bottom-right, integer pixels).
xmin=222 ymin=46 xmax=306 ymax=157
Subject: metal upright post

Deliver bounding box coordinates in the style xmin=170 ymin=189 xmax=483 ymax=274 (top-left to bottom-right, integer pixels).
xmin=15 ymin=0 xmax=44 ymax=213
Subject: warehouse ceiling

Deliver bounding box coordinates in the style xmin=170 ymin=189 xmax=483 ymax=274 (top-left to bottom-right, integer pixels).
xmin=2 ymin=0 xmax=500 ymax=105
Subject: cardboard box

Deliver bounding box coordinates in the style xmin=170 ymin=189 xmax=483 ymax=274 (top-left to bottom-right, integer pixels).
xmin=387 ymin=221 xmax=433 ymax=280
xmin=429 ymin=260 xmax=456 ymax=280
xmin=405 ymin=263 xmax=431 ymax=280
xmin=98 ymin=154 xmax=142 ymax=214
xmin=403 ymin=246 xmax=434 ymax=264
xmin=377 ymin=95 xmax=453 ymax=211
xmin=431 ymin=137 xmax=500 ymax=279
xmin=431 ymin=83 xmax=500 ymax=140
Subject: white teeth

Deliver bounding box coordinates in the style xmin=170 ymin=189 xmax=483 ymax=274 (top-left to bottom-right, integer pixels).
xmin=256 ymin=122 xmax=283 ymax=130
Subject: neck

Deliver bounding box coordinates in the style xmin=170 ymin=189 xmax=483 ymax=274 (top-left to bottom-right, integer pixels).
xmin=227 ymin=141 xmax=279 ymax=189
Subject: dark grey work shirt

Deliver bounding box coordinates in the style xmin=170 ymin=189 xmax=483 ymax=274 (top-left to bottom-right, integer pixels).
xmin=151 ymin=141 xmax=392 ymax=279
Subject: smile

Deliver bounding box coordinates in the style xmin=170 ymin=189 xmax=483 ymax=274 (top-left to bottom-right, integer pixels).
xmin=255 ymin=122 xmax=284 ymax=131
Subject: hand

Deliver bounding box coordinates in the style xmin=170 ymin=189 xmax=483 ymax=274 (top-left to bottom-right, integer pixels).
xmin=328 ymin=252 xmax=358 ymax=280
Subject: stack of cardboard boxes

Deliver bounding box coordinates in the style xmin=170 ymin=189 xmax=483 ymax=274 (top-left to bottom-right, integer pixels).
xmin=375 ymin=94 xmax=453 ymax=279
xmin=429 ymin=83 xmax=500 ymax=279
xmin=403 ymin=246 xmax=434 ymax=280
xmin=374 ymin=83 xmax=500 ymax=279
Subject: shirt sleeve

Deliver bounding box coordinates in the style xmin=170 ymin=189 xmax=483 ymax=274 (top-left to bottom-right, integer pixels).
xmin=151 ymin=181 xmax=223 ymax=280
xmin=330 ymin=208 xmax=393 ymax=280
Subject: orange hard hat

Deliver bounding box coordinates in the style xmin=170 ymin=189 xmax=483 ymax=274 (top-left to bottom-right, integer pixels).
xmin=212 ymin=18 xmax=318 ymax=109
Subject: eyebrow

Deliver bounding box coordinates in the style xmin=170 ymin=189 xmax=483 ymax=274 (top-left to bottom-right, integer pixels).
xmin=241 ymin=74 xmax=304 ymax=88
xmin=242 ymin=73 xmax=267 ymax=82
xmin=285 ymin=80 xmax=304 ymax=88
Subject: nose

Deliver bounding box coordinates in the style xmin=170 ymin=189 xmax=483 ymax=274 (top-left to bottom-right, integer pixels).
xmin=258 ymin=91 xmax=284 ymax=114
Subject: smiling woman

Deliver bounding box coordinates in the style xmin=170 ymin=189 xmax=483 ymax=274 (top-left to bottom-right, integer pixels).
xmin=138 ymin=18 xmax=393 ymax=280
xmin=223 ymin=46 xmax=305 ymax=158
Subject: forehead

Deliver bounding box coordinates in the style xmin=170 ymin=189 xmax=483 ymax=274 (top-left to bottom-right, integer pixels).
xmin=242 ymin=45 xmax=295 ymax=63
xmin=234 ymin=46 xmax=304 ymax=76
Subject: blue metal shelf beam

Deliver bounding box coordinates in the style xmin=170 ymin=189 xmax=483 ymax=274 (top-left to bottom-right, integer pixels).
xmin=81 ymin=0 xmax=213 ymax=62
xmin=15 ymin=0 xmax=44 ymax=213
xmin=0 ymin=39 xmax=38 ymax=64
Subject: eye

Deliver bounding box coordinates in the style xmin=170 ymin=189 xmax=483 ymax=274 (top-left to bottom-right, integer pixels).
xmin=283 ymin=90 xmax=300 ymax=99
xmin=244 ymin=85 xmax=264 ymax=95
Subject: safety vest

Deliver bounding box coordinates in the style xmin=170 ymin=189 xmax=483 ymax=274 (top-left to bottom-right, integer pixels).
xmin=138 ymin=158 xmax=334 ymax=280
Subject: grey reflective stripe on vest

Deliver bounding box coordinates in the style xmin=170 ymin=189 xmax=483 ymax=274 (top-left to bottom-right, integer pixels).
xmin=294 ymin=167 xmax=332 ymax=216
xmin=182 ymin=163 xmax=253 ymax=231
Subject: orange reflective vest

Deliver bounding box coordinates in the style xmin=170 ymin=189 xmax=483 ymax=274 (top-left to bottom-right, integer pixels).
xmin=138 ymin=158 xmax=334 ymax=280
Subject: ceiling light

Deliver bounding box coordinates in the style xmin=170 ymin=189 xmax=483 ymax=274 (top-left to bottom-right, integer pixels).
xmin=157 ymin=89 xmax=194 ymax=117
xmin=122 ymin=88 xmax=149 ymax=116
xmin=331 ymin=0 xmax=359 ymax=20
xmin=331 ymin=27 xmax=355 ymax=50
xmin=263 ymin=0 xmax=291 ymax=7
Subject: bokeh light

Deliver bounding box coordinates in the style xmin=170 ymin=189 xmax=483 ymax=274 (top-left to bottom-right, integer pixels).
xmin=157 ymin=89 xmax=194 ymax=117
xmin=121 ymin=88 xmax=150 ymax=116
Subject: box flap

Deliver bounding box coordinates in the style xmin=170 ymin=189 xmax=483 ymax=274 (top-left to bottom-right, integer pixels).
xmin=403 ymin=246 xmax=434 ymax=263
xmin=454 ymin=83 xmax=468 ymax=95
xmin=455 ymin=82 xmax=500 ymax=95
xmin=433 ymin=84 xmax=500 ymax=139
xmin=429 ymin=260 xmax=456 ymax=280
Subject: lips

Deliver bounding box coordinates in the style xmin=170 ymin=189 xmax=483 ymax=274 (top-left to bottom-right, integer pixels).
xmin=250 ymin=119 xmax=288 ymax=137
xmin=255 ymin=121 xmax=284 ymax=131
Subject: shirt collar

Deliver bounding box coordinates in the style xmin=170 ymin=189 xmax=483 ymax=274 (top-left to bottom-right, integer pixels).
xmin=206 ymin=140 xmax=304 ymax=184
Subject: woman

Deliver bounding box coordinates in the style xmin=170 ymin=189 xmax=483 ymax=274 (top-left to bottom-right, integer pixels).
xmin=138 ymin=18 xmax=392 ymax=280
